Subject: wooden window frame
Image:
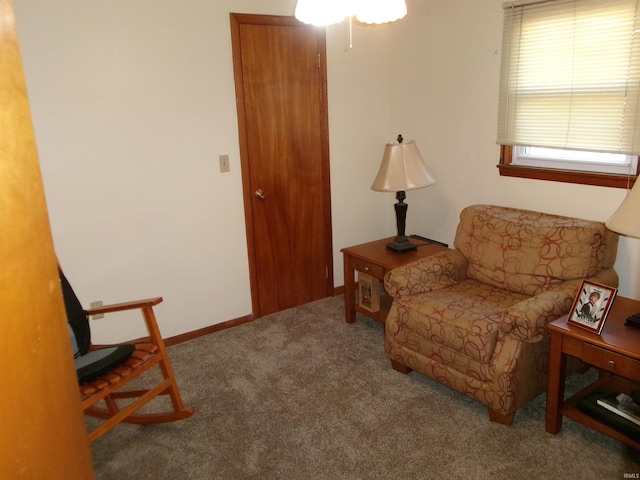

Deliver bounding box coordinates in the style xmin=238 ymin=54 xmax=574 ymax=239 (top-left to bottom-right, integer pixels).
xmin=498 ymin=146 xmax=638 ymax=189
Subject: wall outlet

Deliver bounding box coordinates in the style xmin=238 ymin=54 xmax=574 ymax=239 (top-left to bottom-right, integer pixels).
xmin=90 ymin=300 xmax=104 ymax=319
xmin=219 ymin=154 xmax=230 ymax=173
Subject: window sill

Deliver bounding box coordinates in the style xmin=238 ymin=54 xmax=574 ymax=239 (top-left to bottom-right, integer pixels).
xmin=498 ymin=146 xmax=637 ymax=189
xmin=497 ymin=164 xmax=637 ymax=189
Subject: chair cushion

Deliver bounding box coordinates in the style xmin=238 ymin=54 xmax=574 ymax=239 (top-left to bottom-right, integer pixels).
xmin=454 ymin=205 xmax=608 ymax=296
xmin=60 ymin=267 xmax=91 ymax=356
xmin=397 ymin=280 xmax=527 ymax=364
xmin=79 ymin=343 xmax=158 ymax=399
xmin=75 ymin=344 xmax=135 ymax=383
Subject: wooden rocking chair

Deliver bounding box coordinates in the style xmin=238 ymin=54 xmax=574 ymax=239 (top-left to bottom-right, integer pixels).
xmin=60 ymin=268 xmax=194 ymax=443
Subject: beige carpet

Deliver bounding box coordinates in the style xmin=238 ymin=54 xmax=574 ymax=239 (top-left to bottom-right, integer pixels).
xmin=90 ymin=295 xmax=640 ymax=479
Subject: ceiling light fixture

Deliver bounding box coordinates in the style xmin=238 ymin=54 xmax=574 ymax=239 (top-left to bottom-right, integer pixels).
xmin=356 ymin=0 xmax=407 ymax=24
xmin=294 ymin=0 xmax=350 ymax=27
xmin=294 ymin=0 xmax=407 ymax=27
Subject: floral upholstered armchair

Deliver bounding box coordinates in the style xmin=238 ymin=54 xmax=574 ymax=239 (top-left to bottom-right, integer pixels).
xmin=384 ymin=204 xmax=619 ymax=424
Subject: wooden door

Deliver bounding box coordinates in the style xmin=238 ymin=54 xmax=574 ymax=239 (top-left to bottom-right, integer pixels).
xmin=230 ymin=14 xmax=333 ymax=318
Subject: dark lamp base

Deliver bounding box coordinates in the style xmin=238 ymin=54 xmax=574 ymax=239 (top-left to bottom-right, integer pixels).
xmin=386 ymin=236 xmax=417 ymax=253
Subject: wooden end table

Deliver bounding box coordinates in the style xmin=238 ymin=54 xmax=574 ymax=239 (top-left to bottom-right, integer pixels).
xmin=340 ymin=237 xmax=448 ymax=324
xmin=546 ymin=295 xmax=640 ymax=450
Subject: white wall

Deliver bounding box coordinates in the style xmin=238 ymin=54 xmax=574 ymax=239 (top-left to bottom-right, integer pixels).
xmin=12 ymin=0 xmax=638 ymax=342
xmin=13 ymin=0 xmax=391 ymax=342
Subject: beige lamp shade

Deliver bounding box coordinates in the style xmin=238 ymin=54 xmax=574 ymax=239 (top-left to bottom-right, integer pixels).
xmin=371 ymin=139 xmax=437 ymax=192
xmin=606 ymin=181 xmax=640 ymax=238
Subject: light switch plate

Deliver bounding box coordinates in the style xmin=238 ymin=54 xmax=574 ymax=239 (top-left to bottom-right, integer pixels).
xmin=219 ymin=155 xmax=230 ymax=173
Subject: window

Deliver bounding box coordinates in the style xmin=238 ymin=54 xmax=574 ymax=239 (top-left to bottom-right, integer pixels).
xmin=514 ymin=147 xmax=635 ymax=176
xmin=496 ymin=0 xmax=640 ymax=187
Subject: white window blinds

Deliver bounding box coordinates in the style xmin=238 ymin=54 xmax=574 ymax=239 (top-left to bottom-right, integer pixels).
xmin=497 ymin=0 xmax=640 ymax=155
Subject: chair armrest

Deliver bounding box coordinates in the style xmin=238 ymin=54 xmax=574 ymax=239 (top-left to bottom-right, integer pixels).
xmin=84 ymin=297 xmax=163 ymax=315
xmin=501 ymin=290 xmax=574 ymax=342
xmin=501 ymin=272 xmax=619 ymax=343
xmin=384 ymin=250 xmax=468 ymax=298
xmin=86 ymin=297 xmax=166 ymax=347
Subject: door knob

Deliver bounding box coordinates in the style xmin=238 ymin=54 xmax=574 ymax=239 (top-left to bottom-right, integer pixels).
xmin=254 ymin=189 xmax=266 ymax=199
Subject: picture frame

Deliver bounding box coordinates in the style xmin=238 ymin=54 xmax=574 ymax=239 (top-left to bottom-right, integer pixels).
xmin=568 ymin=280 xmax=617 ymax=334
xmin=358 ymin=272 xmax=380 ymax=313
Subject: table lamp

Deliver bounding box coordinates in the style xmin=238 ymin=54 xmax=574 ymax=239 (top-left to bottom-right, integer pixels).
xmin=371 ymin=134 xmax=437 ymax=253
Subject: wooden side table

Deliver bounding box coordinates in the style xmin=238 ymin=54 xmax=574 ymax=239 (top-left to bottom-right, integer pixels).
xmin=546 ymin=295 xmax=640 ymax=450
xmin=340 ymin=237 xmax=448 ymax=324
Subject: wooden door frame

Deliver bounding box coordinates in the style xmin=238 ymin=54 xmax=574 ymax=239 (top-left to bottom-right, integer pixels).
xmin=230 ymin=13 xmax=334 ymax=318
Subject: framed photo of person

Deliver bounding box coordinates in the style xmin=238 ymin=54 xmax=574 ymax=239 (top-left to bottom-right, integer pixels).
xmin=568 ymin=280 xmax=617 ymax=334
